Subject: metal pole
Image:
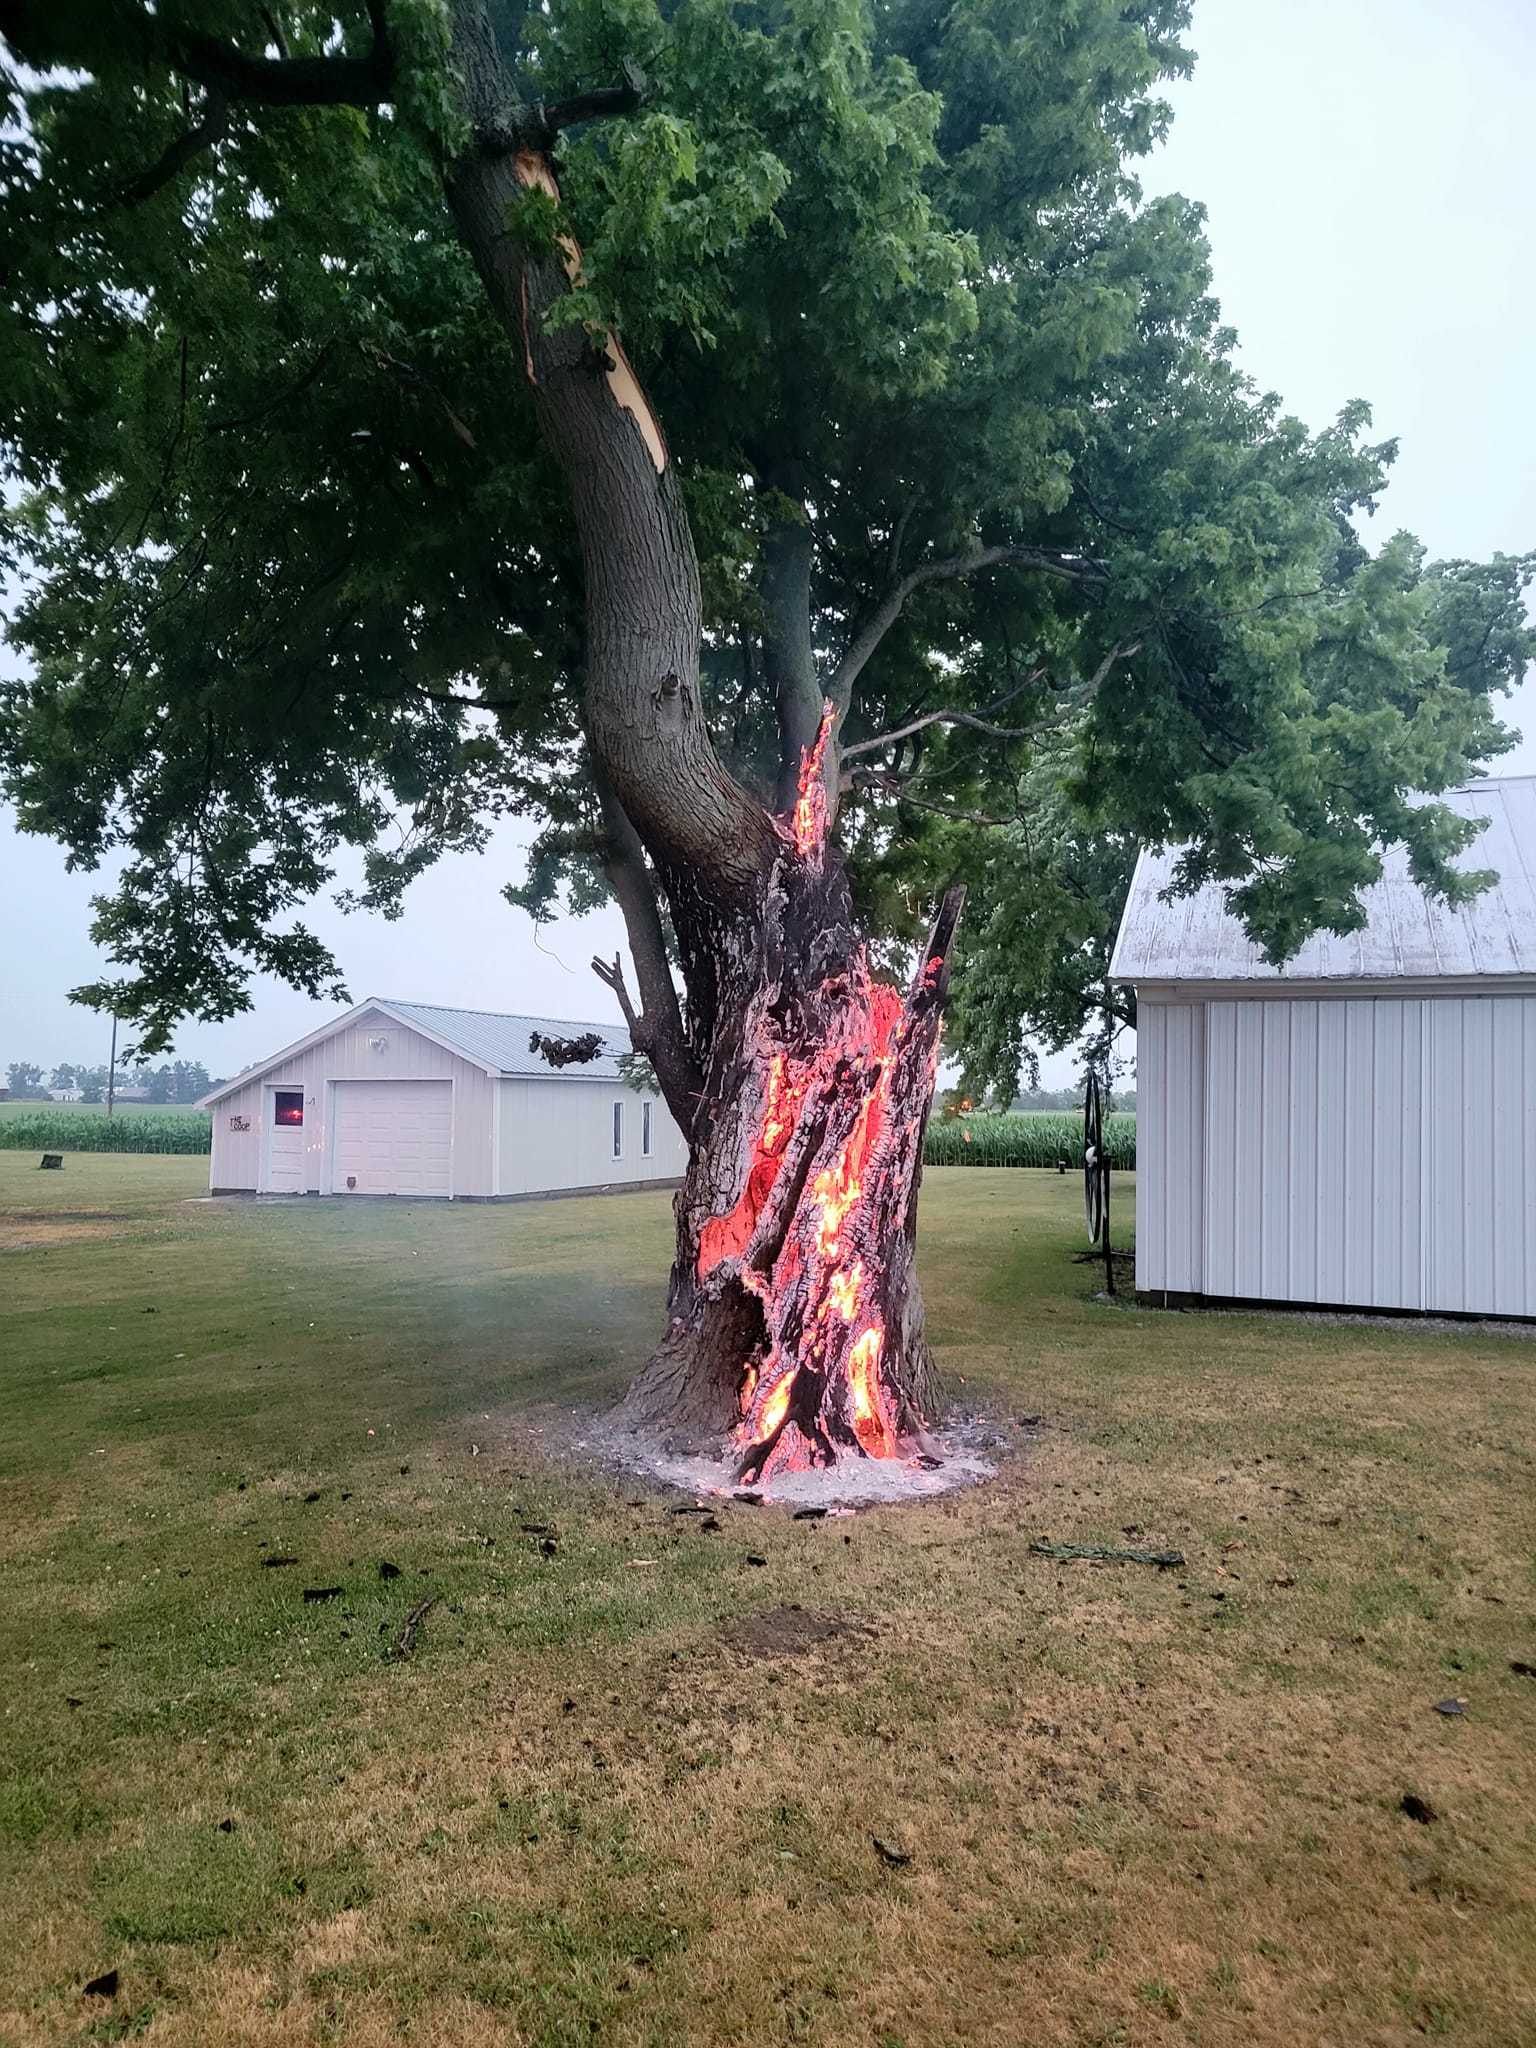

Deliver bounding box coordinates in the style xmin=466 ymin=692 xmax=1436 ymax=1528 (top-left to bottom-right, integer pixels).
xmin=1101 ymin=1154 xmax=1115 ymax=1296
xmin=106 ymin=1013 xmax=117 ymax=1118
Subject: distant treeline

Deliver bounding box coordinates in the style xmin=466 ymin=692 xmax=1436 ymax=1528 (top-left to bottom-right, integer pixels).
xmin=1006 ymin=1084 xmax=1136 ymax=1114
xmin=3 ymin=1059 xmax=220 ymax=1104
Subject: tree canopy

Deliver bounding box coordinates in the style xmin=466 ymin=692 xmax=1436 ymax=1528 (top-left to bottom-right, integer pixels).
xmin=2 ymin=0 xmax=1530 ymax=1066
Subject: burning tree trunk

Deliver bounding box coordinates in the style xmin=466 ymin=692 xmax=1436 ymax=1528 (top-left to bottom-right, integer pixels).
xmin=624 ymin=732 xmax=963 ymax=1475
xmin=443 ymin=3 xmax=962 ymax=1477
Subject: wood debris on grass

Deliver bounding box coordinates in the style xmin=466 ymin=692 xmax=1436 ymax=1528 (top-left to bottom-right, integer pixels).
xmin=1028 ymin=1539 xmax=1185 ymax=1568
xmin=392 ymin=1596 xmax=437 ymax=1661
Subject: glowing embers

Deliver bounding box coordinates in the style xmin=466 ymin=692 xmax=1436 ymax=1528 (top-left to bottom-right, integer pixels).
xmin=731 ymin=968 xmax=914 ymax=1484
xmin=697 ymin=1052 xmax=808 ymax=1278
xmin=846 ymin=1326 xmax=895 ymax=1458
xmin=787 ymin=700 xmax=834 ymax=865
xmin=708 ymin=712 xmax=946 ymax=1490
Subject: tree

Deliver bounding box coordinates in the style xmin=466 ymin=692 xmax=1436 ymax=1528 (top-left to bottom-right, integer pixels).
xmin=2 ymin=3 xmax=1530 ymax=1475
xmin=49 ymin=1061 xmax=79 ymax=1090
xmin=5 ymin=1062 xmax=47 ymax=1099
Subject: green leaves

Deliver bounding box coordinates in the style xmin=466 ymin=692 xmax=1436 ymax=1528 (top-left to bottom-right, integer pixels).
xmin=0 ymin=0 xmax=1528 ymax=1070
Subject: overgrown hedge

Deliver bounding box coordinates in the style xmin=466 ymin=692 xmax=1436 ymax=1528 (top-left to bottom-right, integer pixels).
xmin=0 ymin=1107 xmax=212 ymax=1154
xmin=923 ymin=1110 xmax=1136 ymax=1170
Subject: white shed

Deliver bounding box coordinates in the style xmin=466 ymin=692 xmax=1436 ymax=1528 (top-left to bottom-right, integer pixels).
xmin=1111 ymin=776 xmax=1536 ymax=1318
xmin=199 ymin=999 xmax=687 ymax=1201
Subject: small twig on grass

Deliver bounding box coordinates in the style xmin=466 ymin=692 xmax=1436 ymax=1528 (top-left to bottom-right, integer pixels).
xmin=393 ymin=1595 xmax=437 ymax=1659
xmin=1029 ymin=1540 xmax=1185 ymax=1568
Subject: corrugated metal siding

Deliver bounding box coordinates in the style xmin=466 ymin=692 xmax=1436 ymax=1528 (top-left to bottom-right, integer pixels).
xmin=1138 ymin=992 xmax=1536 ymax=1315
xmin=1134 ymin=1002 xmax=1205 ymax=1293
xmin=1110 ymin=776 xmax=1536 ymax=985
xmin=496 ymin=1078 xmax=687 ymax=1196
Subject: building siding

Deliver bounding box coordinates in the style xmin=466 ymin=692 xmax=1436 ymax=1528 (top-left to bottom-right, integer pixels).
xmin=209 ymin=1008 xmax=693 ymax=1200
xmin=1134 ymin=1001 xmax=1205 ymax=1295
xmin=495 ymin=1077 xmax=687 ymax=1196
xmin=209 ymin=1007 xmax=494 ymax=1195
xmin=1137 ymin=991 xmax=1536 ymax=1316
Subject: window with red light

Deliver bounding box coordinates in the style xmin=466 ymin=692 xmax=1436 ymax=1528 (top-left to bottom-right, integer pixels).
xmin=274 ymin=1090 xmax=304 ymax=1127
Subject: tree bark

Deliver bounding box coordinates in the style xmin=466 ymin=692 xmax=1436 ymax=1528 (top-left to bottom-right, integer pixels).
xmin=440 ymin=5 xmax=958 ymax=1472
xmin=619 ymin=836 xmax=962 ymax=1475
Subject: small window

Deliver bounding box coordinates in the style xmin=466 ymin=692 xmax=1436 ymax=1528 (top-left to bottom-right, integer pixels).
xmin=274 ymin=1089 xmax=304 ymax=1128
xmin=642 ymin=1099 xmax=653 ymax=1157
xmin=612 ymin=1100 xmax=624 ymax=1159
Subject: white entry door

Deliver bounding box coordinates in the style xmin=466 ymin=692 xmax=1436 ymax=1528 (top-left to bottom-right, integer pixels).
xmin=264 ymin=1087 xmax=309 ymax=1194
xmin=331 ymin=1080 xmax=453 ymax=1197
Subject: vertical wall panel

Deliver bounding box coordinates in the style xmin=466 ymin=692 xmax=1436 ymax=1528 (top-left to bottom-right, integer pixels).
xmin=1400 ymin=1000 xmax=1424 ymax=1309
xmin=1313 ymin=1003 xmax=1348 ymax=1303
xmin=1286 ymin=1002 xmax=1319 ymax=1300
xmin=1259 ymin=1002 xmax=1292 ymax=1295
xmin=1168 ymin=1002 xmax=1207 ymax=1291
xmin=1461 ymin=1001 xmax=1496 ymax=1313
xmin=1342 ymin=1003 xmax=1378 ymax=1301
xmin=1202 ymin=1003 xmax=1238 ymax=1296
xmin=1489 ymin=999 xmax=1527 ymax=1314
xmin=1425 ymin=1000 xmax=1466 ymax=1310
xmin=1133 ymin=1004 xmax=1167 ymax=1292
xmin=1369 ymin=1003 xmax=1404 ymax=1308
xmin=1134 ymin=1001 xmax=1205 ymax=1294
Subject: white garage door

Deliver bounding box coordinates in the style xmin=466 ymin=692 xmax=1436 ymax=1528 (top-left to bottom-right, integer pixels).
xmin=331 ymin=1080 xmax=453 ymax=1197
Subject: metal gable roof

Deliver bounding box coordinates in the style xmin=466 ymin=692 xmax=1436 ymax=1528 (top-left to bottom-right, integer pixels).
xmin=1110 ymin=776 xmax=1536 ymax=987
xmin=375 ymin=1000 xmax=633 ymax=1080
xmin=199 ymin=999 xmax=634 ymax=1106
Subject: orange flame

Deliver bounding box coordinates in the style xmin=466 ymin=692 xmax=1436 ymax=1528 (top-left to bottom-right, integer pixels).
xmin=846 ymin=1326 xmax=894 ymax=1456
xmin=697 ymin=714 xmax=943 ymax=1486
xmin=788 ymin=701 xmax=834 ymax=863
xmin=756 ymin=1369 xmax=796 ymax=1439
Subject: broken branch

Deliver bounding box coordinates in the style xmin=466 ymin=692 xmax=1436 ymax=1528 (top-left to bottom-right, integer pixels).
xmin=591 ymin=951 xmax=641 ymax=1036
xmin=393 ymin=1594 xmax=437 ymax=1659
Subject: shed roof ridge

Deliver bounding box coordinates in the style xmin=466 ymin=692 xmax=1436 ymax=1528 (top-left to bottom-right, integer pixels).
xmin=373 ymin=996 xmax=621 ymax=1032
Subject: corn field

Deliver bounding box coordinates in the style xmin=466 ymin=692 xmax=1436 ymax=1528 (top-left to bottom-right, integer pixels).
xmin=0 ymin=1102 xmax=1135 ymax=1170
xmin=923 ymin=1110 xmax=1136 ymax=1170
xmin=0 ymin=1107 xmax=212 ymax=1154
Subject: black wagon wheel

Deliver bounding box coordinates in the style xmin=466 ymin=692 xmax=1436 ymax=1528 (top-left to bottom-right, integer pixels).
xmin=1083 ymin=1073 xmax=1107 ymax=1244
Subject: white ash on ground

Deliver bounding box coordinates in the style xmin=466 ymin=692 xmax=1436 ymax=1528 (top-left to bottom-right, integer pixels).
xmin=581 ymin=1413 xmax=1005 ymax=1509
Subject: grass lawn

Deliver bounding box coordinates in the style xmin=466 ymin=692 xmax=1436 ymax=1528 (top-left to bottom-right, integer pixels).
xmin=2 ymin=1156 xmax=1534 ymax=2046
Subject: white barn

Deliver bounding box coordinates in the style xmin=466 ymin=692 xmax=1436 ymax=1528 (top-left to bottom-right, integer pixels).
xmin=1112 ymin=776 xmax=1536 ymax=1319
xmin=199 ymin=999 xmax=687 ymax=1201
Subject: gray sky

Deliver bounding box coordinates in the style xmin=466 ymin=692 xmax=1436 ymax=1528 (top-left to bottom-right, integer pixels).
xmin=2 ymin=0 xmax=1532 ymax=1080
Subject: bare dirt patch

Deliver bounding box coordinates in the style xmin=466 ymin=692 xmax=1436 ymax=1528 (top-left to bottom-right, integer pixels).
xmin=721 ymin=1603 xmax=876 ymax=1661
xmin=0 ymin=1216 xmax=131 ymax=1251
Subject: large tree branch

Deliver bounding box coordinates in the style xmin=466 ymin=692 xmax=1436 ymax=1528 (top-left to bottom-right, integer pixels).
xmin=841 ymin=670 xmax=1048 ymax=763
xmin=115 ymin=89 xmax=230 ymax=206
xmin=828 ymin=545 xmax=1108 ymax=710
xmin=4 ymin=0 xmax=396 ymax=107
xmin=443 ymin=0 xmax=777 ymax=906
xmin=147 ymin=2 xmax=394 ymax=108
xmin=590 ymin=780 xmax=703 ymax=1132
xmin=757 ymin=503 xmax=823 ymax=810
xmin=13 ymin=0 xmax=397 ymax=206
xmin=847 ymin=769 xmax=1013 ymax=829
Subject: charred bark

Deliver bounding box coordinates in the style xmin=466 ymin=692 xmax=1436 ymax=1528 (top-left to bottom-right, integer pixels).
xmin=439 ymin=6 xmax=960 ymax=1475
xmin=620 ymin=763 xmax=963 ymax=1474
